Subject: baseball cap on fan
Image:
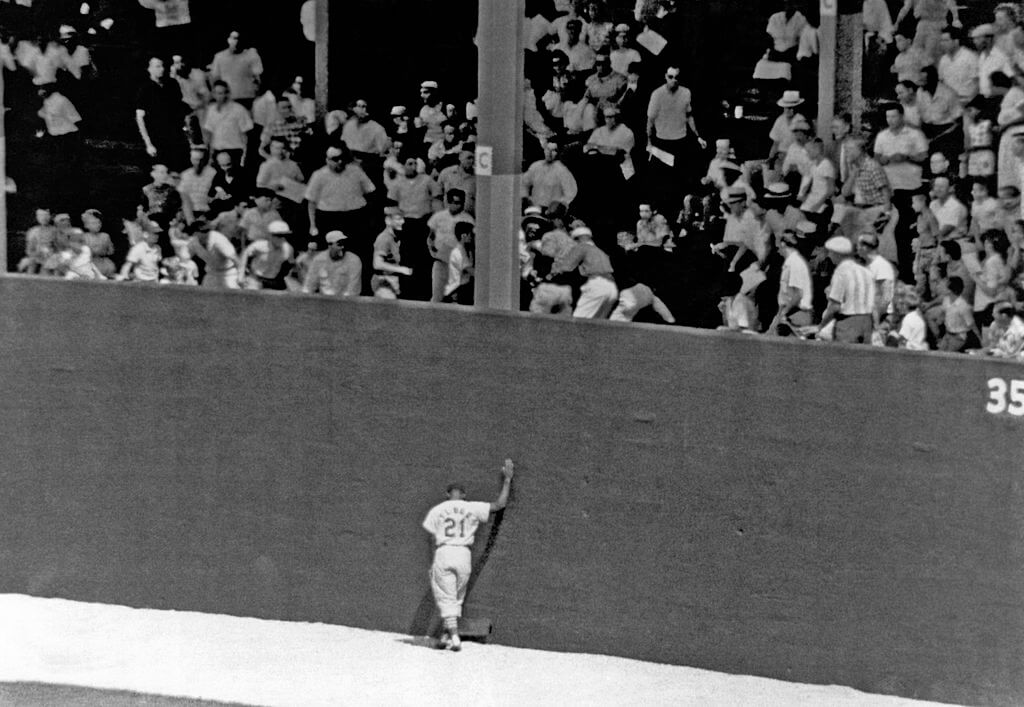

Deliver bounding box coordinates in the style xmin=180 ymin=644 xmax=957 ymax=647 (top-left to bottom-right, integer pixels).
xmin=267 ymin=220 xmax=291 ymax=236
xmin=325 ymin=230 xmax=347 ymax=244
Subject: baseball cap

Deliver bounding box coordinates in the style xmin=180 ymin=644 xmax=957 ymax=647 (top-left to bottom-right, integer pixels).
xmin=571 ymin=226 xmax=593 ymax=240
xmin=824 ymin=236 xmax=853 ymax=254
xmin=420 ymin=80 xmax=438 ymax=90
xmin=390 ymin=105 xmax=407 ymax=116
xmin=326 ymin=146 xmax=344 ymax=159
xmin=254 ymin=187 xmax=277 ymax=199
xmin=614 ymin=23 xmax=631 ymax=33
xmin=971 ymin=23 xmax=996 ymax=38
xmin=325 ymin=230 xmax=347 ymax=244
xmin=267 ymin=220 xmax=291 ymax=236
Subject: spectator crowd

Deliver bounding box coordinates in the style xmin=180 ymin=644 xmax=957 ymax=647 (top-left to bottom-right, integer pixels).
xmin=6 ymin=0 xmax=1024 ymax=360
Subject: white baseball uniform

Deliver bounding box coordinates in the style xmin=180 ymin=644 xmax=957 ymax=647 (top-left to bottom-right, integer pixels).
xmin=422 ymin=499 xmax=491 ymax=619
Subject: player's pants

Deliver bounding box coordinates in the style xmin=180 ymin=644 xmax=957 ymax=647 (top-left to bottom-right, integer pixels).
xmin=430 ymin=545 xmax=472 ymax=620
xmin=573 ymin=276 xmax=618 ymax=319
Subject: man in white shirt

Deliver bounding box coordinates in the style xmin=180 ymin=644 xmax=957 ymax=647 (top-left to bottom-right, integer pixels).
xmin=716 ymin=186 xmax=763 ymax=272
xmin=585 ymin=106 xmax=636 ymax=179
xmin=770 ymin=230 xmax=814 ymax=332
xmin=971 ymin=23 xmax=1013 ymax=97
xmin=938 ymin=25 xmax=979 ymax=105
xmin=874 ymin=103 xmax=929 ymax=281
xmin=895 ymin=284 xmax=930 ymax=349
xmin=799 ymin=137 xmax=836 ymax=233
xmin=781 ymin=117 xmax=813 ymax=182
xmin=857 ymin=232 xmax=897 ymax=327
xmin=929 ymin=175 xmax=969 ymax=240
xmin=646 ymin=65 xmax=707 ymax=192
xmin=968 ymin=178 xmax=1002 ymax=238
xmin=523 ymin=142 xmax=579 ymax=210
xmin=203 ymin=80 xmax=254 ymax=168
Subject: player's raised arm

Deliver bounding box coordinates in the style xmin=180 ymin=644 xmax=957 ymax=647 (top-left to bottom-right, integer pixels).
xmin=490 ymin=459 xmax=515 ymax=512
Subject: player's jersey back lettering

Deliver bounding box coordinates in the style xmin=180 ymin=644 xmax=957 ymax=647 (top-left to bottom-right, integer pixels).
xmin=422 ymin=500 xmax=491 ymax=547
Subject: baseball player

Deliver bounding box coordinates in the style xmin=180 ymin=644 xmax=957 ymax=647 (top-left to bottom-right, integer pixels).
xmin=421 ymin=458 xmax=514 ymax=651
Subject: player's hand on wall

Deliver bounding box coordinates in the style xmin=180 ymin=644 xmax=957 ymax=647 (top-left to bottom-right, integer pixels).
xmin=502 ymin=458 xmax=514 ymax=480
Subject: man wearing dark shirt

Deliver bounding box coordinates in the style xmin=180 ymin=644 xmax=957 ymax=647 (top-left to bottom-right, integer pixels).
xmin=135 ymin=56 xmax=189 ymax=171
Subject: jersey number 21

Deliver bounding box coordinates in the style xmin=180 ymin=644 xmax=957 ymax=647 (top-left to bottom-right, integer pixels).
xmin=443 ymin=517 xmax=466 ymax=538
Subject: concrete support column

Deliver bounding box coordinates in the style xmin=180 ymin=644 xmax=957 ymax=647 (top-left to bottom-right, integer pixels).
xmin=0 ymin=64 xmax=7 ymax=273
xmin=314 ymin=0 xmax=330 ymax=119
xmin=817 ymin=1 xmax=863 ymax=138
xmin=474 ymin=0 xmax=525 ymax=311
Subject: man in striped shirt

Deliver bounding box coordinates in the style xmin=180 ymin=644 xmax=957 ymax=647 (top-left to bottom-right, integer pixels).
xmin=819 ymin=236 xmax=876 ymax=344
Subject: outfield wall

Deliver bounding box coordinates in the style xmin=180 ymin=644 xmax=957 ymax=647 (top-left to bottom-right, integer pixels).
xmin=1 ymin=278 xmax=1022 ymax=706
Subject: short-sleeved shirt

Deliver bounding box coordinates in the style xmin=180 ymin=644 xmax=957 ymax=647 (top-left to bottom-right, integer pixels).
xmin=930 ymin=196 xmax=967 ymax=236
xmin=780 ymin=250 xmax=813 ymax=310
xmin=802 ymin=158 xmax=835 ymax=213
xmin=979 ymin=47 xmax=1013 ymax=97
xmin=427 ymin=209 xmax=474 ymax=263
xmin=304 ymin=164 xmax=375 ymax=212
xmin=769 ymin=112 xmax=807 ymax=153
xmin=943 ymin=295 xmax=975 ymax=333
xmin=523 ymin=160 xmax=579 ymax=208
xmin=438 ymin=166 xmax=476 ymax=214
xmin=243 ymin=239 xmax=293 ymax=278
xmin=827 ymin=258 xmax=875 ymax=315
xmin=388 ymin=173 xmax=441 ymax=219
xmin=256 ymin=158 xmax=304 ymax=191
xmin=938 ymin=48 xmax=979 ymax=103
xmin=203 ymin=101 xmax=254 ymax=151
xmin=341 ymin=118 xmax=390 ymax=156
xmin=373 ymin=229 xmax=402 ymax=270
xmin=766 ymin=10 xmax=807 ymax=52
xmin=302 ymin=250 xmax=362 ymax=296
xmin=970 ymin=197 xmax=1001 ymax=234
xmin=139 ymin=0 xmax=191 ymax=27
xmin=917 ymin=84 xmax=962 ymax=126
xmin=898 ymin=309 xmax=928 ymax=350
xmin=867 ymin=254 xmax=896 ymax=312
xmin=422 ymin=499 xmax=491 ymax=548
xmin=850 ymin=157 xmax=891 ymax=206
xmin=178 ymin=165 xmax=217 ymax=213
xmin=189 ymin=231 xmax=238 ymax=274
xmin=647 ymin=84 xmax=692 ymax=141
xmin=873 ymin=126 xmax=928 ymax=191
xmin=125 ymin=242 xmax=161 ymax=281
xmin=211 ymin=48 xmax=263 ymax=100
xmin=40 ymin=93 xmax=81 ymax=136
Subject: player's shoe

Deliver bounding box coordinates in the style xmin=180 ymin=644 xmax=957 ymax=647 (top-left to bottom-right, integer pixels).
xmin=436 ymin=632 xmax=451 ymax=650
xmin=448 ymin=632 xmax=461 ymax=652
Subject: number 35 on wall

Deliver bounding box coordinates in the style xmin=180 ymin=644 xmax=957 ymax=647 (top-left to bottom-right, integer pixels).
xmin=986 ymin=378 xmax=1024 ymax=416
